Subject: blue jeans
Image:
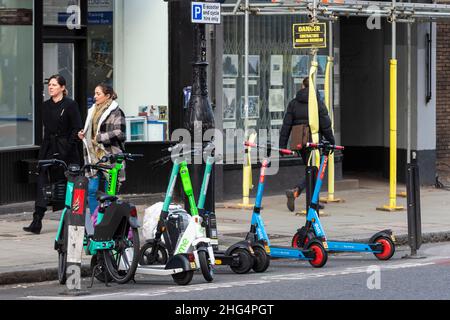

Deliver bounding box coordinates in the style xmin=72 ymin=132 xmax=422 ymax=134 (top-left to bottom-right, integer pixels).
xmin=88 ymin=176 xmax=100 ymax=215
xmin=88 ymin=175 xmax=108 ymax=214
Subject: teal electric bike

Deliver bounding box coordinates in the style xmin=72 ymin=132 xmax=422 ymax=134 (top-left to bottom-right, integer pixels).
xmin=45 ymin=153 xmax=143 ymax=286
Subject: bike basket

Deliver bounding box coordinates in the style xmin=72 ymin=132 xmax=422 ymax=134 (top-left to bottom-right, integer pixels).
xmin=42 ymin=181 xmax=67 ymax=203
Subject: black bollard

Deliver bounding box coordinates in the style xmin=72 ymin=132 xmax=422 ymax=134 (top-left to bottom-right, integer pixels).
xmin=403 ymin=152 xmax=425 ymax=259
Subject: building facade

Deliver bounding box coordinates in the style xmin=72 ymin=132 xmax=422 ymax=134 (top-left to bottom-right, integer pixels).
xmin=0 ymin=0 xmax=448 ymax=206
xmin=437 ymin=0 xmax=450 ymax=181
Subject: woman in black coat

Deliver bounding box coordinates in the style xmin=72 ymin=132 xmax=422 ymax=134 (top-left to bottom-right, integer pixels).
xmin=23 ymin=75 xmax=82 ymax=234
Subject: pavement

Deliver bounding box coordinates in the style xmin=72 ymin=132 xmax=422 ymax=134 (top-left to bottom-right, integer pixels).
xmin=1 ymin=176 xmax=450 ymax=286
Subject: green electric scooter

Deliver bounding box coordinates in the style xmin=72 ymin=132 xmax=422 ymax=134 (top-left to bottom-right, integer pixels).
xmin=137 ymin=143 xmax=215 ymax=285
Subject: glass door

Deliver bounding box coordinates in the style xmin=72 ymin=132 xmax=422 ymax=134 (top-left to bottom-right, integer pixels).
xmin=43 ymin=42 xmax=75 ymax=100
xmin=0 ymin=0 xmax=34 ymax=149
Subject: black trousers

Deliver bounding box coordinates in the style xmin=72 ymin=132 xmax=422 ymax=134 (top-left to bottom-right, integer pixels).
xmin=295 ymin=149 xmax=310 ymax=192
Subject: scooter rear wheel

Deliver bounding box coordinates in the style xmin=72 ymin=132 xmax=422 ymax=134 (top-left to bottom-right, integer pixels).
xmin=172 ymin=270 xmax=194 ymax=286
xmin=307 ymin=242 xmax=328 ymax=268
xmin=252 ymin=246 xmax=270 ymax=273
xmin=373 ymin=236 xmax=395 ymax=261
xmin=58 ymin=251 xmax=67 ymax=285
xmin=57 ymin=215 xmax=69 ymax=285
xmin=198 ymin=250 xmax=214 ymax=282
xmin=90 ymin=254 xmax=113 ymax=283
xmin=230 ymin=248 xmax=253 ymax=274
xmin=103 ymin=227 xmax=140 ymax=284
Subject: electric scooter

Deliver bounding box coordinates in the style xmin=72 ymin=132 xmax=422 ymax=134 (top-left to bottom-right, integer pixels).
xmin=243 ymin=141 xmax=329 ymax=268
xmin=136 ymin=143 xmax=215 ymax=285
xmin=197 ymin=143 xmax=259 ymax=274
xmin=291 ymin=142 xmax=396 ymax=260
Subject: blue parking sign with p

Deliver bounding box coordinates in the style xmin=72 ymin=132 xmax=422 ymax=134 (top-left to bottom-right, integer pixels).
xmin=193 ymin=4 xmax=203 ymax=21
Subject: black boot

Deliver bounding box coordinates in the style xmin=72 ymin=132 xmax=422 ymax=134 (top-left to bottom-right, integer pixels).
xmin=23 ymin=209 xmax=45 ymax=234
xmin=286 ymin=187 xmax=301 ymax=212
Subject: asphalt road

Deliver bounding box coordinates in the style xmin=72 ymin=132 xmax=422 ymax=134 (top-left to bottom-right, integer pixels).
xmin=1 ymin=242 xmax=450 ymax=300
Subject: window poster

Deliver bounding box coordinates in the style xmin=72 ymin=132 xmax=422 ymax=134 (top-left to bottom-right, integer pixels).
xmin=223 ymin=87 xmax=237 ymax=120
xmin=223 ymin=54 xmax=239 ymax=78
xmin=292 ymin=55 xmax=309 ymax=78
xmin=240 ymin=96 xmax=260 ymax=119
xmin=270 ymin=55 xmax=283 ymax=86
xmin=269 ymin=88 xmax=285 ymax=112
xmin=242 ymin=55 xmax=260 ymax=78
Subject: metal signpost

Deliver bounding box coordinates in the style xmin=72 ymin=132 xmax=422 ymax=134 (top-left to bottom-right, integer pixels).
xmin=186 ymin=1 xmax=220 ymax=213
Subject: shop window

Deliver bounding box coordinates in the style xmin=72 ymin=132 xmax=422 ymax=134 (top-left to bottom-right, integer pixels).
xmin=43 ymin=0 xmax=80 ymax=26
xmin=87 ymin=0 xmax=113 ymax=106
xmin=0 ymin=0 xmax=34 ymax=149
xmin=222 ymin=8 xmax=329 ymax=160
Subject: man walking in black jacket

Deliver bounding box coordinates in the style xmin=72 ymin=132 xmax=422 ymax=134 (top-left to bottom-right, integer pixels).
xmin=279 ymin=77 xmax=335 ymax=212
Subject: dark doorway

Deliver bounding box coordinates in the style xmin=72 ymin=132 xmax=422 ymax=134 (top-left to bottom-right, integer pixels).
xmin=340 ymin=17 xmax=386 ymax=176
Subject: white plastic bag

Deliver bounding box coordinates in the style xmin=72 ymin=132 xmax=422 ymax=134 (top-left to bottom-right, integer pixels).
xmin=142 ymin=202 xmax=184 ymax=240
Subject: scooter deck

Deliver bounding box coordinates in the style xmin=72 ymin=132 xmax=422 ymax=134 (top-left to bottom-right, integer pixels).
xmin=214 ymin=251 xmax=238 ymax=266
xmin=326 ymin=240 xmax=381 ymax=253
xmin=135 ymin=265 xmax=184 ymax=276
xmin=270 ymin=245 xmax=314 ymax=260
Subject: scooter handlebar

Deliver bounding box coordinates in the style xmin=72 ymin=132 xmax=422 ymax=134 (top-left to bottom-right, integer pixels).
xmin=244 ymin=141 xmax=295 ymax=156
xmin=306 ymin=143 xmax=345 ymax=151
xmin=97 ymin=153 xmax=144 ymax=165
xmin=38 ymin=159 xmax=68 ymax=170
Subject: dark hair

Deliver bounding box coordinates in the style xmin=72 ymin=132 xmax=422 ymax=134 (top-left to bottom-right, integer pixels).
xmin=48 ymin=74 xmax=68 ymax=96
xmin=303 ymin=77 xmax=309 ymax=88
xmin=96 ymin=83 xmax=118 ymax=100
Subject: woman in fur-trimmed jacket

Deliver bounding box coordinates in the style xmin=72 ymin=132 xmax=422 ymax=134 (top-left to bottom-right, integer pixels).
xmin=78 ymin=84 xmax=126 ymax=215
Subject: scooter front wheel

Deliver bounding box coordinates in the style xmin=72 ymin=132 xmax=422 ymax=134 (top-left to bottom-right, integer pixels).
xmin=58 ymin=251 xmax=67 ymax=285
xmin=373 ymin=236 xmax=395 ymax=261
xmin=252 ymin=246 xmax=270 ymax=273
xmin=139 ymin=241 xmax=168 ymax=265
xmin=307 ymin=241 xmax=328 ymax=268
xmin=172 ymin=270 xmax=194 ymax=286
xmin=292 ymin=228 xmax=314 ymax=249
xmin=198 ymin=250 xmax=214 ymax=282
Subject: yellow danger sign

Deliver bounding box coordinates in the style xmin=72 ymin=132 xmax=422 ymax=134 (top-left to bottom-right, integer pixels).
xmin=293 ymin=23 xmax=327 ymax=49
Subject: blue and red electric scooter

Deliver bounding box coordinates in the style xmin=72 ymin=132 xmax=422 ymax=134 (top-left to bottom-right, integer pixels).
xmin=292 ymin=142 xmax=396 ymax=260
xmin=243 ymin=141 xmax=328 ymax=268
